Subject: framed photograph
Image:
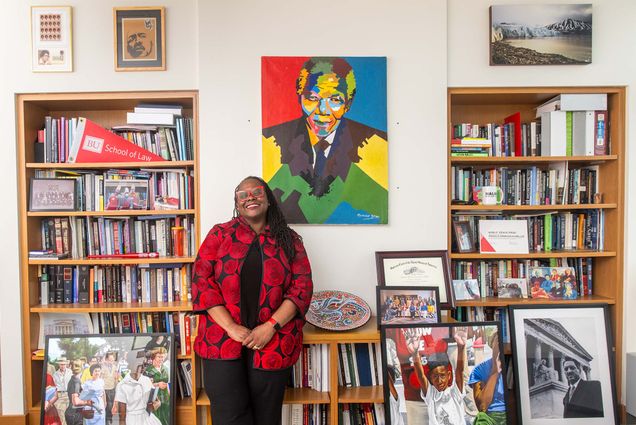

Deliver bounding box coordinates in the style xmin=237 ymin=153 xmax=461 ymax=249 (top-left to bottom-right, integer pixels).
xmin=31 ymin=6 xmax=73 ymax=72
xmin=41 ymin=333 xmax=174 ymax=425
xmin=490 ymin=4 xmax=592 ymax=66
xmin=29 ymin=178 xmax=76 ymax=212
xmin=528 ymin=266 xmax=578 ymax=300
xmin=114 ymin=7 xmax=165 ymax=71
xmin=452 ymin=279 xmax=481 ymax=301
xmin=104 ymin=179 xmax=149 ymax=210
xmin=375 ymin=250 xmax=454 ymax=309
xmin=497 ymin=277 xmax=528 ymax=298
xmin=453 ymin=220 xmax=475 ymax=253
xmin=377 ymin=286 xmax=440 ymax=326
xmin=381 ymin=321 xmax=507 ymax=425
xmin=509 ymin=304 xmax=617 ymax=424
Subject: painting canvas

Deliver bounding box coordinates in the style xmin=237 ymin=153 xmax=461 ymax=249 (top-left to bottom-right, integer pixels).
xmin=528 ymin=267 xmax=578 ymax=300
xmin=382 ymin=322 xmax=507 ymax=424
xmin=262 ymin=56 xmax=388 ymax=224
xmin=490 ymin=4 xmax=592 ymax=65
xmin=509 ymin=305 xmax=617 ymax=424
xmin=41 ymin=333 xmax=174 ymax=425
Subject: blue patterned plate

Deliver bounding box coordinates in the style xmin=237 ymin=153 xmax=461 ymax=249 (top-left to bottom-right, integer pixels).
xmin=306 ymin=290 xmax=371 ymax=331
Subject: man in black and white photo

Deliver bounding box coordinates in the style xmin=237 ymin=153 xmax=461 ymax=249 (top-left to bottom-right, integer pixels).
xmin=562 ymin=357 xmax=604 ymax=418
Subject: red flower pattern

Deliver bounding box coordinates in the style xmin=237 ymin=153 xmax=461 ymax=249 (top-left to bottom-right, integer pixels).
xmin=192 ymin=217 xmax=313 ymax=370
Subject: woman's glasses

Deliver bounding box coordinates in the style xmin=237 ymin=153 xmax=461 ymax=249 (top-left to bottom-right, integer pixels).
xmin=236 ymin=186 xmax=265 ymax=201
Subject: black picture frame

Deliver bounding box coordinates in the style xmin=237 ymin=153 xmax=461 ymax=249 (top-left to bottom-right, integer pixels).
xmin=114 ymin=7 xmax=166 ymax=71
xmin=508 ymin=304 xmax=617 ymax=424
xmin=41 ymin=332 xmax=175 ymax=425
xmin=103 ymin=178 xmax=150 ymax=210
xmin=380 ymin=321 xmax=508 ymax=424
xmin=375 ymin=250 xmax=455 ymax=309
xmin=376 ymin=286 xmax=440 ymax=327
xmin=29 ymin=178 xmax=76 ymax=212
xmin=453 ymin=220 xmax=476 ymax=253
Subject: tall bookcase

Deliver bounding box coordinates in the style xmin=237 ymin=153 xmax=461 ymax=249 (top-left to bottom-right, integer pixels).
xmin=447 ymin=87 xmax=625 ymax=402
xmin=16 ymin=90 xmax=200 ymax=425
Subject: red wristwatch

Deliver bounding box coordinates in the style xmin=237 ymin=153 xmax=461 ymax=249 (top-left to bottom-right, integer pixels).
xmin=267 ymin=317 xmax=281 ymax=331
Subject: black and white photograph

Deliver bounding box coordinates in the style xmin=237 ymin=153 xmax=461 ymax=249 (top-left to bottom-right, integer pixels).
xmin=30 ymin=178 xmax=77 ymax=212
xmin=509 ymin=304 xmax=617 ymax=424
xmin=490 ymin=4 xmax=592 ymax=65
xmin=377 ymin=286 xmax=440 ymax=326
xmin=42 ymin=333 xmax=174 ymax=425
xmin=104 ymin=179 xmax=149 ymax=210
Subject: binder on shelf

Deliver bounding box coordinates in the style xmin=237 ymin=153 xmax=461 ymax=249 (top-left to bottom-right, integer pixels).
xmin=68 ymin=118 xmax=166 ymax=163
xmin=540 ymin=111 xmax=567 ymax=156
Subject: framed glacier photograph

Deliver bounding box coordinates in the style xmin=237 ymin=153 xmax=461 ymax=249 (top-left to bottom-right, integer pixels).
xmin=490 ymin=4 xmax=592 ymax=65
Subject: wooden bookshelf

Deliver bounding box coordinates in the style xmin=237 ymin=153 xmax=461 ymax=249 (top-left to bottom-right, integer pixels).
xmin=16 ymin=91 xmax=200 ymax=425
xmin=447 ymin=87 xmax=626 ymax=406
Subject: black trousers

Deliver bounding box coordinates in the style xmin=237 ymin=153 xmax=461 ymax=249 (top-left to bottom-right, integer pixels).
xmin=203 ymin=349 xmax=291 ymax=425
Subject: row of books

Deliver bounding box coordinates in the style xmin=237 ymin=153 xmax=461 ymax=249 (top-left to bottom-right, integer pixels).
xmin=290 ymin=344 xmax=330 ymax=392
xmin=451 ymin=114 xmax=536 ymax=157
xmin=38 ymin=264 xmax=192 ymax=305
xmin=339 ymin=403 xmax=385 ymax=425
xmin=453 ymin=210 xmax=604 ymax=252
xmin=38 ymin=215 xmax=195 ymax=258
xmin=451 ymin=164 xmax=598 ymax=205
xmin=33 ymin=168 xmax=195 ymax=211
xmin=337 ymin=343 xmax=383 ymax=388
xmin=175 ymin=359 xmax=193 ymax=399
xmin=281 ymin=404 xmax=329 ymax=425
xmin=451 ymin=257 xmax=594 ymax=297
xmin=38 ymin=115 xmax=194 ymax=163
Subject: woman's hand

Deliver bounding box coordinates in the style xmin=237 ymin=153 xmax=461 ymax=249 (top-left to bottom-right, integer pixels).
xmin=242 ymin=323 xmax=276 ymax=350
xmin=226 ymin=323 xmax=251 ymax=343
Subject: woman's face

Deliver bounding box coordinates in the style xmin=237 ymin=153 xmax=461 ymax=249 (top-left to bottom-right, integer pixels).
xmin=91 ymin=367 xmax=101 ymax=380
xmin=235 ymin=179 xmax=268 ymax=222
xmin=152 ymin=353 xmax=166 ymax=367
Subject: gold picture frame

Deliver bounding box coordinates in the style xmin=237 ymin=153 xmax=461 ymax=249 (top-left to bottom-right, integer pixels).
xmin=113 ymin=7 xmax=166 ymax=71
xmin=31 ymin=6 xmax=73 ymax=72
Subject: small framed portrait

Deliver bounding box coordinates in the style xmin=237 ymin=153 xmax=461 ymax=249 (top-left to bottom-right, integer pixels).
xmin=453 ymin=220 xmax=475 ymax=253
xmin=29 ymin=178 xmax=76 ymax=212
xmin=103 ymin=179 xmax=149 ymax=210
xmin=381 ymin=322 xmax=508 ymax=425
xmin=31 ymin=6 xmax=73 ymax=72
xmin=113 ymin=7 xmax=165 ymax=71
xmin=375 ymin=250 xmax=454 ymax=309
xmin=509 ymin=304 xmax=617 ymax=424
xmin=41 ymin=333 xmax=174 ymax=425
xmin=376 ymin=286 xmax=440 ymax=326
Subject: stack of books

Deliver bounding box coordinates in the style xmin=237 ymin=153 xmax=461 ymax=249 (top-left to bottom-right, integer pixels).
xmin=127 ymin=103 xmax=183 ymax=126
xmin=450 ymin=137 xmax=491 ymax=157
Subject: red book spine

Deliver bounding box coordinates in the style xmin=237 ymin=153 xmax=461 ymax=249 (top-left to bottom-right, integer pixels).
xmin=184 ymin=314 xmax=192 ymax=356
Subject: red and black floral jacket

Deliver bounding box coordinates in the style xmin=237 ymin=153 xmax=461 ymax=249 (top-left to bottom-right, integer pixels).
xmin=191 ymin=216 xmax=313 ymax=370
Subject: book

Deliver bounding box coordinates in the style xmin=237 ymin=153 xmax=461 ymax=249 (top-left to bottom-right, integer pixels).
xmin=503 ymin=112 xmax=522 ymax=156
xmin=68 ymin=118 xmax=165 ymax=163
xmin=594 ymin=111 xmax=608 ymax=155
xmin=134 ymin=103 xmax=183 ymax=115
xmin=541 ymin=111 xmax=567 ymax=156
xmin=559 ymin=93 xmax=607 ymax=111
xmin=127 ymin=112 xmax=175 ymax=126
xmin=572 ymin=111 xmax=595 ymax=156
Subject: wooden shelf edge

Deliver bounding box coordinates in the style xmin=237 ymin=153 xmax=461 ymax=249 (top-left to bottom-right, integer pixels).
xmin=450 ymin=251 xmax=615 ymax=259
xmin=27 ymin=209 xmax=196 ymax=217
xmin=455 ymin=295 xmax=615 ymax=307
xmin=284 ymin=387 xmax=331 ymax=404
xmin=176 ymin=397 xmax=194 ymax=409
xmin=337 ymin=385 xmax=384 ymax=403
xmin=30 ymin=301 xmax=193 ymax=313
xmin=26 ymin=161 xmax=195 ymax=169
xmin=303 ymin=319 xmax=380 ymax=343
xmin=28 ymin=256 xmax=196 ymax=265
xmin=196 ymin=389 xmax=210 ymax=406
xmin=451 ymin=203 xmax=616 ymax=211
xmin=450 ymin=155 xmax=617 ymax=164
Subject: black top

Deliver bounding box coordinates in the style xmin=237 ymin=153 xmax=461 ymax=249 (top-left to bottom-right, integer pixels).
xmin=240 ymin=239 xmax=262 ymax=329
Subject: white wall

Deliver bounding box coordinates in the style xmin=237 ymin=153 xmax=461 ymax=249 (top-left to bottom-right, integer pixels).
xmin=196 ymin=0 xmax=448 ymax=319
xmin=0 ymin=0 xmax=198 ymax=414
xmin=448 ymin=0 xmax=636 ymax=404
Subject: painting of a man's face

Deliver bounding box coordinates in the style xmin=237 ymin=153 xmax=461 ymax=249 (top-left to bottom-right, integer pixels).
xmin=122 ymin=17 xmax=157 ymax=60
xmin=301 ymin=72 xmax=349 ymax=138
xmin=127 ymin=31 xmax=153 ymax=58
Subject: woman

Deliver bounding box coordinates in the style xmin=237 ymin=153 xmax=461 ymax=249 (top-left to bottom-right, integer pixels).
xmin=192 ymin=176 xmax=313 ymax=425
xmin=143 ymin=348 xmax=170 ymax=425
xmin=65 ymin=360 xmax=86 ymax=425
xmin=43 ymin=366 xmax=62 ymax=425
xmin=80 ymin=363 xmax=106 ymax=425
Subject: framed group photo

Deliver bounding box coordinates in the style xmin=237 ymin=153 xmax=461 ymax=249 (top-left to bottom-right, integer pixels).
xmin=114 ymin=7 xmax=165 ymax=71
xmin=376 ymin=286 xmax=440 ymax=326
xmin=375 ymin=250 xmax=454 ymax=309
xmin=509 ymin=304 xmax=617 ymax=424
xmin=29 ymin=178 xmax=76 ymax=212
xmin=381 ymin=322 xmax=507 ymax=425
xmin=31 ymin=6 xmax=73 ymax=72
xmin=41 ymin=333 xmax=174 ymax=425
xmin=104 ymin=179 xmax=149 ymax=210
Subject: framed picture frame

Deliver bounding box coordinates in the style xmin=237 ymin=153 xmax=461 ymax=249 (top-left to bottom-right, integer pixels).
xmin=103 ymin=179 xmax=149 ymax=210
xmin=113 ymin=7 xmax=165 ymax=71
xmin=29 ymin=178 xmax=76 ymax=212
xmin=31 ymin=6 xmax=73 ymax=72
xmin=528 ymin=266 xmax=579 ymax=300
xmin=453 ymin=220 xmax=475 ymax=253
xmin=376 ymin=286 xmax=440 ymax=326
xmin=381 ymin=321 xmax=507 ymax=425
xmin=41 ymin=333 xmax=175 ymax=425
xmin=509 ymin=304 xmax=617 ymax=424
xmin=375 ymin=250 xmax=454 ymax=309
xmin=452 ymin=278 xmax=481 ymax=301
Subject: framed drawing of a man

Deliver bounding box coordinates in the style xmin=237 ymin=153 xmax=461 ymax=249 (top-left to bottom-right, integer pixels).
xmin=114 ymin=7 xmax=165 ymax=71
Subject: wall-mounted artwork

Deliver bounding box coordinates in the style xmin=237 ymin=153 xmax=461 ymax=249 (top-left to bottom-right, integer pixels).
xmin=490 ymin=4 xmax=592 ymax=65
xmin=262 ymin=56 xmax=388 ymax=224
xmin=114 ymin=7 xmax=165 ymax=71
xmin=31 ymin=6 xmax=73 ymax=72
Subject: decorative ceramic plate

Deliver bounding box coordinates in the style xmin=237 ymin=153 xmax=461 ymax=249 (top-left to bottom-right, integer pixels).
xmin=306 ymin=290 xmax=371 ymax=331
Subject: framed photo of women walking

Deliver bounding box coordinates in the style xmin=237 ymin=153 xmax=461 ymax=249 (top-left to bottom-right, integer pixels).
xmin=41 ymin=333 xmax=175 ymax=425
xmin=375 ymin=250 xmax=454 ymax=309
xmin=509 ymin=304 xmax=617 ymax=424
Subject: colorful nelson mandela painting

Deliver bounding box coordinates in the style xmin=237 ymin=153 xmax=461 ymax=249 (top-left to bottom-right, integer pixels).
xmin=262 ymin=56 xmax=388 ymax=224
